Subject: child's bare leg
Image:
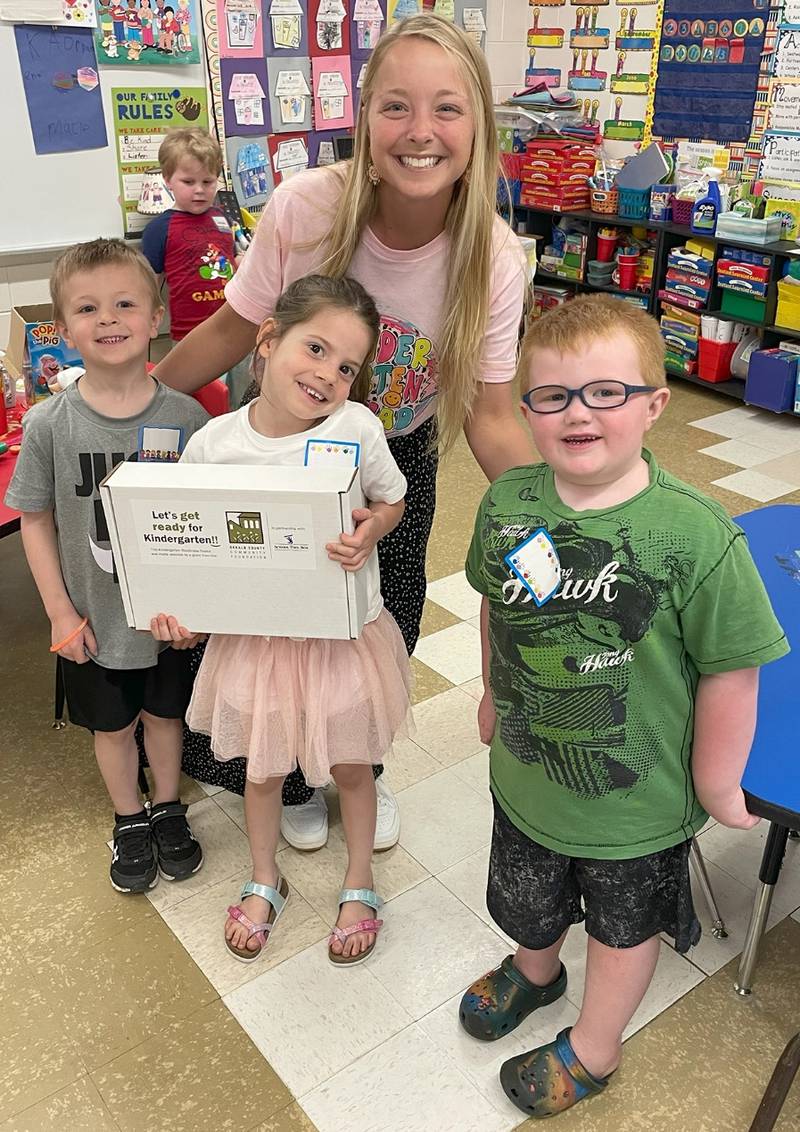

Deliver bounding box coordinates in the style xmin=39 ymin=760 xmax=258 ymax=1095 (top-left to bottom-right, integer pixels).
xmin=140 ymin=711 xmax=182 ymax=803
xmin=330 ymin=762 xmax=377 ymax=959
xmin=569 ymin=934 xmax=660 ymax=1078
xmin=513 ymin=931 xmax=568 ymax=987
xmin=227 ymin=775 xmax=284 ymax=952
xmin=94 ymin=720 xmax=142 ymax=815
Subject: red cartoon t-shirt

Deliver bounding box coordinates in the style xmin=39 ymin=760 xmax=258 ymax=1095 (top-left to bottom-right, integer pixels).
xmin=141 ymin=208 xmax=235 ymax=340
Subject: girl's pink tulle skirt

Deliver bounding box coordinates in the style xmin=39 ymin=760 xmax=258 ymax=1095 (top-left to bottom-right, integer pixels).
xmin=186 ymin=608 xmax=413 ymax=786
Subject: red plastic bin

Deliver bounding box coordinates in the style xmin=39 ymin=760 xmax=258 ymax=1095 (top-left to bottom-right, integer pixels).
xmin=697 ymin=338 xmax=737 ymax=384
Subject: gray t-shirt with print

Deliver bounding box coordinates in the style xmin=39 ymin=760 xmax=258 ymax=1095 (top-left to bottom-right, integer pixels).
xmin=5 ymin=380 xmax=208 ymax=670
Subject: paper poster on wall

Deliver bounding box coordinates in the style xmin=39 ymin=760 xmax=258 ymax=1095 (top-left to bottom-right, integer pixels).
xmin=221 ymin=58 xmax=270 ymax=134
xmin=760 ymin=132 xmax=800 ymax=181
xmin=461 ymin=6 xmax=485 ymax=46
xmin=14 ymin=25 xmax=107 ymax=155
xmin=269 ymin=0 xmax=303 ymax=48
xmin=0 ymin=0 xmax=96 ymax=24
xmin=783 ymin=1 xmax=800 ymax=28
xmin=112 ymin=85 xmax=208 ymax=234
xmin=267 ymin=55 xmax=313 ymax=131
xmin=767 ymin=79 xmax=800 ymax=134
xmin=433 ymin=0 xmax=454 ymax=18
xmin=267 ymin=131 xmax=310 ymax=182
xmin=94 ymin=0 xmax=200 ymax=64
xmin=775 ymin=28 xmax=800 ymax=79
xmin=216 ymin=0 xmax=263 ymax=56
xmin=315 ymin=0 xmax=346 ymax=51
xmin=312 ymin=54 xmax=354 ymax=126
xmin=225 ymin=133 xmax=274 ymax=211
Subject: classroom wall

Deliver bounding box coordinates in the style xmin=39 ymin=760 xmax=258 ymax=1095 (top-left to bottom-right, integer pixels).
xmin=0 ymin=0 xmax=523 ymax=353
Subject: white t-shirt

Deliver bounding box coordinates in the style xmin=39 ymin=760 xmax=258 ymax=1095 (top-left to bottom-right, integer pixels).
xmin=181 ymin=400 xmax=407 ymax=623
xmin=225 ymin=166 xmax=528 ymax=439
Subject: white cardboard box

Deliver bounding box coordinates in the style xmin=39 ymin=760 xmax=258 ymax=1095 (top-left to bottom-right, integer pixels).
xmin=101 ymin=462 xmax=368 ymax=639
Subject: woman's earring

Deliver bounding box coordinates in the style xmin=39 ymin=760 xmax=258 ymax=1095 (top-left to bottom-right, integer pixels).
xmin=367 ymin=162 xmax=381 ymax=186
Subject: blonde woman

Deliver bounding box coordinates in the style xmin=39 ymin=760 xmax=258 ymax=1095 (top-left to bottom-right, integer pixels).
xmin=154 ymin=13 xmax=534 ymax=847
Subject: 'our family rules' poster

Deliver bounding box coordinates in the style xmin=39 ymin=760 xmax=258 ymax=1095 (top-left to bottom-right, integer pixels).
xmin=94 ymin=0 xmax=201 ymax=64
xmin=112 ymin=86 xmax=208 ymax=234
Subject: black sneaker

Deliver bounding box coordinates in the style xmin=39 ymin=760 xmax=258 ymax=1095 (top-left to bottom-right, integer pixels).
xmin=149 ymin=801 xmax=203 ymax=881
xmin=111 ymin=811 xmax=158 ymax=893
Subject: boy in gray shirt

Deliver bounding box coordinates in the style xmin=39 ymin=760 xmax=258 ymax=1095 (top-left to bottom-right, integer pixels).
xmin=6 ymin=239 xmax=209 ymax=893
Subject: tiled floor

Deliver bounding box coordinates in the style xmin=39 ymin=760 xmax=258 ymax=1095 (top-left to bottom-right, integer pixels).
xmin=2 ymin=379 xmax=800 ymax=1130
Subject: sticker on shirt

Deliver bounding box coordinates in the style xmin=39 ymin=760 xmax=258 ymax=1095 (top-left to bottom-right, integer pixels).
xmin=138 ymin=425 xmax=184 ymax=462
xmin=504 ymin=527 xmax=561 ymax=607
xmin=303 ymin=438 xmax=361 ymax=467
xmin=368 ymin=313 xmax=438 ymax=438
xmin=211 ymin=214 xmax=232 ymax=233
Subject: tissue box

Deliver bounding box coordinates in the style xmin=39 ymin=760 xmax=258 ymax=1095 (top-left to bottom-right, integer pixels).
xmin=101 ymin=462 xmax=369 ymax=640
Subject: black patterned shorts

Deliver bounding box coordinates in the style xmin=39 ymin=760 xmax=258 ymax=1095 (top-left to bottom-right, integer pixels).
xmin=487 ymin=796 xmax=701 ymax=954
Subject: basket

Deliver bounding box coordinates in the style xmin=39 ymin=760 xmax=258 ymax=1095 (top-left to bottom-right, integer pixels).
xmin=591 ymin=187 xmax=619 ymax=215
xmin=671 ymin=197 xmax=694 ymax=226
xmin=617 ymin=186 xmax=651 ymax=220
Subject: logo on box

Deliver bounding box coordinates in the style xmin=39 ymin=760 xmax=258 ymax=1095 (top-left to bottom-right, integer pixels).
xmin=226 ymin=511 xmax=265 ymax=545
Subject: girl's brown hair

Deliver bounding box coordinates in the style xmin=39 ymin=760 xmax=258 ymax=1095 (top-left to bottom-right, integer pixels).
xmin=253 ymin=274 xmax=380 ymax=404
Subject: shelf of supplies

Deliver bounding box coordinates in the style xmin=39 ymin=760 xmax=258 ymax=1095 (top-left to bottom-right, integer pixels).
xmin=535 ymin=269 xmax=651 ymax=300
xmin=535 ymin=269 xmax=583 ymax=287
xmin=769 ymin=323 xmax=800 ymax=339
xmin=665 ymin=367 xmax=746 ymax=400
xmin=705 ymin=309 xmax=768 ymax=329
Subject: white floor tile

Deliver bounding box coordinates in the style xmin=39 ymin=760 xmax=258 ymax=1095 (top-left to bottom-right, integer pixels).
xmin=368 ymin=877 xmax=509 ymax=1019
xmin=385 ymin=737 xmax=442 ymax=793
xmin=689 ymin=407 xmax=759 ymax=438
xmin=449 ymin=748 xmax=490 ymax=798
xmin=418 ymin=989 xmax=579 ymax=1118
xmin=397 ymin=767 xmax=493 ymax=874
xmin=699 ymin=438 xmax=777 ymax=468
xmin=301 ymin=1024 xmax=513 ymax=1132
xmin=711 ymin=469 xmax=796 ymax=503
xmin=212 ymin=788 xmax=289 ymax=851
xmin=467 ymin=615 xmax=481 ymax=631
xmin=411 ymin=687 xmax=486 ymax=767
xmin=144 ymin=798 xmax=252 ymax=913
xmin=696 ymin=822 xmax=800 ymax=917
xmin=224 ymin=939 xmax=412 ymax=1096
xmin=413 ymin=622 xmax=483 ymax=685
xmin=733 ymin=423 xmax=800 ymax=456
xmin=459 ymin=677 xmax=485 ymax=702
xmin=426 ymin=571 xmax=483 ymax=620
xmin=437 ymin=844 xmax=512 ymax=946
xmin=160 ymin=870 xmax=329 ymax=996
xmin=198 ymin=780 xmax=224 ymax=796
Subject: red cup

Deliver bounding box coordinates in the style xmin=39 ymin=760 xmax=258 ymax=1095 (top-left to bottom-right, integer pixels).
xmin=617 ymin=263 xmax=638 ymax=290
xmin=596 ymin=233 xmax=617 ymax=262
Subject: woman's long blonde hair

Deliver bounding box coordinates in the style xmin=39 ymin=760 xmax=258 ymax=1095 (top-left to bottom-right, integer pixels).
xmin=319 ymin=14 xmax=506 ymax=454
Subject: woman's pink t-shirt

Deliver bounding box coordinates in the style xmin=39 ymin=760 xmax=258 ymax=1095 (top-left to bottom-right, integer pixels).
xmin=225 ymin=166 xmax=527 ymax=439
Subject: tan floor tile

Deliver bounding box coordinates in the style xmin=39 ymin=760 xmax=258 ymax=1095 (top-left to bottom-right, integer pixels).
xmin=409 ymin=657 xmax=453 ymax=704
xmin=251 ymin=1103 xmax=318 ymax=1131
xmin=0 ymin=1077 xmax=118 ymax=1132
xmin=93 ymin=999 xmax=291 ymax=1131
xmin=418 ymin=598 xmax=460 ymax=638
xmin=384 ymin=737 xmax=441 ymax=792
xmin=54 ymin=915 xmax=217 ymax=1071
xmin=750 ymin=449 xmax=800 ymax=488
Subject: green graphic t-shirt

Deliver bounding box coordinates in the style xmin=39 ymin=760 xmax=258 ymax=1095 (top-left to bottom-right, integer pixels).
xmin=465 ymin=452 xmax=789 ymax=860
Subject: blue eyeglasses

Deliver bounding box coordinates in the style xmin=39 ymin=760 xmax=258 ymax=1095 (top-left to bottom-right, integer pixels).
xmin=521 ymin=380 xmax=661 ymax=414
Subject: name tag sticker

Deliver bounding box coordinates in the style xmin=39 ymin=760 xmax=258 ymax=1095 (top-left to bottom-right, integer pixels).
xmin=212 ymin=214 xmax=232 ymax=232
xmin=504 ymin=527 xmax=561 ymax=606
xmin=138 ymin=424 xmax=184 ymax=462
xmin=303 ymin=438 xmax=361 ymax=467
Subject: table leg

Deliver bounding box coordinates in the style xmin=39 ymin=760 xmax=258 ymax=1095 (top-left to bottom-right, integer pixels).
xmin=690 ymin=837 xmax=728 ymax=938
xmin=735 ymin=823 xmax=789 ymax=996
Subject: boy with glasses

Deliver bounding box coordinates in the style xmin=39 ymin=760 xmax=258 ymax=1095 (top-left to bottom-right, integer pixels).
xmin=458 ymin=295 xmax=788 ymax=1118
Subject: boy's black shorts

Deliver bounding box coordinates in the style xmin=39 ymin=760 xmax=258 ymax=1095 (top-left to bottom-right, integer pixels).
xmin=60 ymin=647 xmax=194 ymax=733
xmin=487 ymin=795 xmax=701 ymax=955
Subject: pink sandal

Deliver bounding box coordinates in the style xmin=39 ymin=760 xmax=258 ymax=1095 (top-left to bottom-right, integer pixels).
xmin=328 ymin=888 xmax=383 ymax=967
xmin=225 ymin=876 xmax=289 ymax=963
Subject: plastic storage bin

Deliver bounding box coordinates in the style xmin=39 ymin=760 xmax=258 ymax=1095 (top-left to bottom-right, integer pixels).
xmin=591 ymin=188 xmax=619 ymax=215
xmin=715 ymin=213 xmax=783 ymax=245
xmin=720 ymin=289 xmax=767 ymax=324
xmin=671 ymin=198 xmax=694 ymax=226
xmin=617 ymin=186 xmax=651 ymax=220
xmin=745 ymin=348 xmax=799 ymax=413
xmin=775 ymin=279 xmax=800 ymax=331
xmin=698 ymin=339 xmax=737 ymax=383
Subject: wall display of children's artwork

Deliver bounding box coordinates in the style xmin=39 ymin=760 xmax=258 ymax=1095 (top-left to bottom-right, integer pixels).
xmin=351 ymin=54 xmax=367 ymax=111
xmin=460 ymin=4 xmax=486 ymax=47
xmin=94 ymin=0 xmax=200 ymax=63
xmin=387 ymin=0 xmax=419 ymax=24
xmin=0 ymin=0 xmax=97 ymax=24
xmin=221 ymin=57 xmax=270 ymax=133
xmin=310 ymin=0 xmax=348 ymax=52
xmin=215 ymin=0 xmax=263 ymax=56
xmin=267 ymin=129 xmax=309 ymax=181
xmin=225 ymin=134 xmax=274 ymax=210
xmin=351 ymin=0 xmax=385 ymax=56
xmin=307 ymin=126 xmax=347 ymax=163
xmin=14 ymin=25 xmax=107 ymax=154
xmin=312 ymin=53 xmax=354 ymax=126
xmin=433 ymin=0 xmax=454 ymax=18
xmin=112 ymin=85 xmax=208 ymax=234
xmin=267 ymin=54 xmax=313 ymax=130
xmin=267 ymin=0 xmax=309 ymax=52
xmin=652 ymin=0 xmax=770 ymax=142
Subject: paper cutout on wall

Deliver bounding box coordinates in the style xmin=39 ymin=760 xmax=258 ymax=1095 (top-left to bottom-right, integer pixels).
xmin=217 ymin=0 xmax=262 ymax=56
xmin=388 ymin=0 xmax=419 ymax=25
xmin=0 ymin=0 xmax=96 ymax=24
xmin=94 ymin=0 xmax=201 ymax=64
xmin=221 ymin=57 xmax=270 ymax=135
xmin=530 ymin=8 xmax=564 ymax=47
xmin=610 ymin=49 xmax=648 ymax=92
xmin=569 ymin=47 xmax=608 ymax=89
xmin=316 ymin=0 xmax=345 ymax=50
xmin=225 ymin=132 xmax=274 ymax=211
xmin=603 ymin=94 xmax=644 ymax=139
xmin=615 ymin=7 xmax=656 ymax=50
xmin=275 ymin=67 xmax=311 ymax=123
xmin=352 ymin=0 xmax=383 ymax=54
xmin=268 ymin=131 xmax=310 ymax=182
xmin=269 ymin=0 xmax=302 ymax=48
xmin=15 ymin=25 xmax=107 ymax=154
xmin=462 ymin=7 xmax=485 ymax=46
xmin=433 ymin=0 xmax=454 ymax=18
xmin=570 ymin=7 xmax=609 ymax=50
xmin=312 ymin=54 xmax=354 ymax=126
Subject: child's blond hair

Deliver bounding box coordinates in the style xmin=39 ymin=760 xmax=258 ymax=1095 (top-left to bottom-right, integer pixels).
xmin=51 ymin=238 xmax=162 ymax=325
xmin=158 ymin=128 xmax=223 ymax=179
xmin=520 ymin=295 xmax=667 ymax=390
xmin=318 ymin=13 xmax=522 ymax=455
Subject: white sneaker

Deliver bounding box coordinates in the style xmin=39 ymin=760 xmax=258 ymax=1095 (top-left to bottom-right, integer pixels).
xmin=374 ymin=776 xmax=401 ymax=851
xmin=280 ymin=789 xmax=329 ymax=850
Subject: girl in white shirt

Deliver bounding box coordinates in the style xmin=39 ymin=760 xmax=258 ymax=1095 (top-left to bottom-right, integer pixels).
xmin=152 ymin=275 xmax=411 ymax=966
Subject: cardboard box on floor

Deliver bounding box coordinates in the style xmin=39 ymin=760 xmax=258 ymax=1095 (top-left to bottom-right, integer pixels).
xmin=101 ymin=462 xmax=368 ymax=639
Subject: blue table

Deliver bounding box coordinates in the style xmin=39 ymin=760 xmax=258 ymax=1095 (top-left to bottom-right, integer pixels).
xmin=733 ymin=505 xmax=800 ymax=996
